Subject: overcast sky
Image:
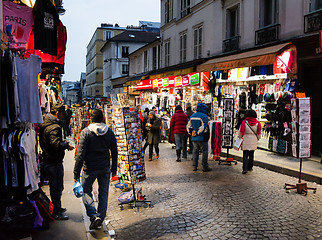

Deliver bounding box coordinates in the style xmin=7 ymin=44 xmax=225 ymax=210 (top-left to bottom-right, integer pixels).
xmin=60 ymin=0 xmax=160 ymax=81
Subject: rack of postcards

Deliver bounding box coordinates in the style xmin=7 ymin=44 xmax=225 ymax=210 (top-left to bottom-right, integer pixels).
xmin=112 ymin=107 xmax=151 ymax=209
xmin=218 ymin=98 xmax=237 ymax=165
xmin=112 ymin=107 xmax=146 ymax=183
xmin=104 ymin=104 xmax=113 ymax=129
xmin=285 ymin=97 xmax=316 ymax=195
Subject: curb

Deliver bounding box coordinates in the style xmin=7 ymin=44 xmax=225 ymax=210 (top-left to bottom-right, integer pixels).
xmin=224 ymin=154 xmax=322 ymax=185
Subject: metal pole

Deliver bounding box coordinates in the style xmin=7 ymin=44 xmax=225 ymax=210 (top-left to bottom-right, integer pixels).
xmin=298 ymin=158 xmax=303 ymax=183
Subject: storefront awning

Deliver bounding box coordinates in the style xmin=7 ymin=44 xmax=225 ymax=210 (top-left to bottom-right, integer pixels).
xmin=197 ymin=42 xmax=292 ymax=72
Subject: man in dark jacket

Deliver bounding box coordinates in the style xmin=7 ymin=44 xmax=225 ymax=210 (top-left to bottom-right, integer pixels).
xmin=170 ymin=105 xmax=188 ymax=162
xmin=187 ymin=103 xmax=211 ymax=172
xmin=74 ymin=109 xmax=118 ymax=230
xmin=146 ymin=111 xmax=161 ymax=161
xmin=39 ymin=103 xmax=74 ymax=220
xmin=62 ymin=105 xmax=72 ymax=139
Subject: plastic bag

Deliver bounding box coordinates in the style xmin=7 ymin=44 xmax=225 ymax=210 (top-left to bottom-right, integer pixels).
xmin=73 ymin=180 xmax=84 ymax=198
xmin=233 ymin=137 xmax=243 ymax=151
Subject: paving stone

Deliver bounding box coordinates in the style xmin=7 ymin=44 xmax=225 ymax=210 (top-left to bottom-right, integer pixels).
xmin=105 ymin=143 xmax=322 ymax=240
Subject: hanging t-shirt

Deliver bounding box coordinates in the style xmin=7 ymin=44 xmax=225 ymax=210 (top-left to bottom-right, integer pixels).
xmin=33 ymin=0 xmax=59 ymax=55
xmin=3 ymin=1 xmax=34 ymax=49
xmin=15 ymin=54 xmax=43 ymax=123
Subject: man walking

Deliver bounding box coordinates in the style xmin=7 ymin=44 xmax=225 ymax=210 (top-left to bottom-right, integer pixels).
xmin=146 ymin=111 xmax=161 ymax=161
xmin=39 ymin=103 xmax=74 ymax=220
xmin=187 ymin=103 xmax=212 ymax=172
xmin=74 ymin=109 xmax=118 ymax=230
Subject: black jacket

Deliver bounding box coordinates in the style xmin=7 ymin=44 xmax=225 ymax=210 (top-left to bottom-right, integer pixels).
xmin=73 ymin=123 xmax=118 ymax=180
xmin=39 ymin=114 xmax=69 ymax=164
xmin=146 ymin=117 xmax=161 ymax=145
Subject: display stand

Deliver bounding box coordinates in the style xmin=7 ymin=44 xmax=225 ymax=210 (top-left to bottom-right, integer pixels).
xmin=285 ymin=98 xmax=316 ymax=195
xmin=112 ymin=107 xmax=151 ymax=210
xmin=218 ymin=98 xmax=237 ymax=165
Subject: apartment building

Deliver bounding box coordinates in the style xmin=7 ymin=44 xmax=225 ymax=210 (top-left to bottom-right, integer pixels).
xmin=85 ymin=24 xmax=125 ymax=98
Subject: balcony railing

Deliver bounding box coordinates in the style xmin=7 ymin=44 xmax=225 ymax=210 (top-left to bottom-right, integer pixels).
xmin=255 ymin=24 xmax=280 ymax=45
xmin=223 ymin=36 xmax=240 ymax=53
xmin=304 ymin=9 xmax=322 ymax=33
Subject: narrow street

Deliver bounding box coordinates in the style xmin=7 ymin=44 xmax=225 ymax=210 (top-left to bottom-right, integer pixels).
xmin=31 ymin=143 xmax=322 ymax=240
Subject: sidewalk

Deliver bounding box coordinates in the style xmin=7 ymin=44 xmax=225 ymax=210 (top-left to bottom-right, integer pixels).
xmin=222 ymin=148 xmax=322 ymax=184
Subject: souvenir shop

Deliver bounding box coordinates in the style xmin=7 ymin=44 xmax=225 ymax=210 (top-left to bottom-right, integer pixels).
xmin=0 ymin=0 xmax=67 ymax=237
xmin=135 ymin=72 xmax=211 ymax=114
xmin=200 ymin=43 xmax=299 ymax=156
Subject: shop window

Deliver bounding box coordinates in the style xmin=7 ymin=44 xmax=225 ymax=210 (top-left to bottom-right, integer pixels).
xmin=122 ymin=46 xmax=129 ymax=58
xmin=310 ymin=0 xmax=322 ymax=12
xmin=144 ymin=51 xmax=148 ymax=72
xmin=164 ymin=40 xmax=170 ymax=67
xmin=122 ymin=64 xmax=129 ymax=74
xmin=226 ymin=6 xmax=239 ymax=39
xmin=194 ymin=26 xmax=202 ymax=59
xmin=165 ymin=0 xmax=173 ymax=23
xmin=180 ymin=32 xmax=187 ymax=63
xmin=259 ymin=0 xmax=278 ymax=27
xmin=181 ymin=0 xmax=191 ymax=18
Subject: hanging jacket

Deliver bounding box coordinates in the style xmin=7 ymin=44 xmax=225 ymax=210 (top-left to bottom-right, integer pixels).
xmin=39 ymin=114 xmax=69 ymax=164
xmin=170 ymin=110 xmax=188 ymax=134
xmin=187 ymin=103 xmax=209 ymax=142
xmin=74 ymin=123 xmax=118 ymax=180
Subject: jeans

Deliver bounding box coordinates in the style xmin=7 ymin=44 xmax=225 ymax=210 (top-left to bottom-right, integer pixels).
xmin=149 ymin=144 xmax=159 ymax=158
xmin=243 ymin=150 xmax=255 ymax=171
xmin=44 ymin=163 xmax=64 ymax=214
xmin=192 ymin=141 xmax=209 ymax=169
xmin=82 ymin=170 xmax=110 ymax=220
xmin=174 ymin=133 xmax=187 ymax=158
xmin=143 ymin=140 xmax=149 ymax=152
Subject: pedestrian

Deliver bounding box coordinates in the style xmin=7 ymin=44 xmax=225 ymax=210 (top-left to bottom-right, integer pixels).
xmin=185 ymin=105 xmax=194 ymax=154
xmin=74 ymin=109 xmax=118 ymax=230
xmin=146 ymin=111 xmax=161 ymax=161
xmin=142 ymin=108 xmax=150 ymax=152
xmin=38 ymin=103 xmax=74 ymax=220
xmin=62 ymin=105 xmax=72 ymax=139
xmin=187 ymin=103 xmax=212 ymax=172
xmin=238 ymin=109 xmax=262 ymax=174
xmin=170 ymin=105 xmax=188 ymax=162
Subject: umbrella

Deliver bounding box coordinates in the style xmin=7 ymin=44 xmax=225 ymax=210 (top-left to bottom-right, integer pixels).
xmin=141 ymin=104 xmax=154 ymax=111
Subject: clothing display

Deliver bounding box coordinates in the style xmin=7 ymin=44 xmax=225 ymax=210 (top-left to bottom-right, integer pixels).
xmin=3 ymin=1 xmax=34 ymax=49
xmin=15 ymin=54 xmax=43 ymax=123
xmin=33 ymin=0 xmax=60 ymax=56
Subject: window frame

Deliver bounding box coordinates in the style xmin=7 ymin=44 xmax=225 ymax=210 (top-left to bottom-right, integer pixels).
xmin=181 ymin=0 xmax=191 ymax=18
xmin=259 ymin=0 xmax=279 ymax=28
xmin=122 ymin=64 xmax=129 ymax=74
xmin=121 ymin=46 xmax=129 ymax=58
xmin=164 ymin=40 xmax=170 ymax=67
xmin=193 ymin=26 xmax=203 ymax=59
xmin=179 ymin=32 xmax=187 ymax=63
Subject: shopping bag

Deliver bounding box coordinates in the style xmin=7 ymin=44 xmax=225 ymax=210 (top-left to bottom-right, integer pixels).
xmin=73 ymin=180 xmax=84 ymax=198
xmin=29 ymin=188 xmax=55 ymax=224
xmin=233 ymin=137 xmax=243 ymax=150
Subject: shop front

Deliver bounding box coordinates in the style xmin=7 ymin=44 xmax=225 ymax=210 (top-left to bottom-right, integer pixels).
xmin=135 ymin=71 xmax=210 ymax=114
xmin=198 ymin=42 xmax=299 ymax=156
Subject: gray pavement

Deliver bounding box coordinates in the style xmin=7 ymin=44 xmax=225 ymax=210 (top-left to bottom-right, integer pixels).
xmin=30 ymin=143 xmax=322 ymax=240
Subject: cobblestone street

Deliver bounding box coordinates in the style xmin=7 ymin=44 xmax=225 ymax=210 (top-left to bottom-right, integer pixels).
xmin=107 ymin=143 xmax=322 ymax=240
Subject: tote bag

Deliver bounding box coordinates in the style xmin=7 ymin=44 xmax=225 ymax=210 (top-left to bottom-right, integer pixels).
xmin=233 ymin=137 xmax=243 ymax=150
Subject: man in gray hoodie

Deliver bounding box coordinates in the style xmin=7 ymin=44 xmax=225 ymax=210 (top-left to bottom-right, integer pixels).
xmin=74 ymin=109 xmax=118 ymax=230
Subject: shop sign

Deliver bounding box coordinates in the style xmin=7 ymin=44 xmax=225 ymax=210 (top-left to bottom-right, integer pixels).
xmin=175 ymin=76 xmax=182 ymax=87
xmin=190 ymin=73 xmax=200 ymax=85
xmin=162 ymin=78 xmax=169 ymax=87
xmin=135 ymin=79 xmax=153 ymax=90
xmin=157 ymin=78 xmax=163 ymax=88
xmin=152 ymin=79 xmax=158 ymax=88
xmin=273 ymin=50 xmax=294 ymax=74
xmin=182 ymin=74 xmax=190 ymax=86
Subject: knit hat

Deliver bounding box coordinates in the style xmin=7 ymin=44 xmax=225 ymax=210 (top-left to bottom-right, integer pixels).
xmin=149 ymin=111 xmax=156 ymax=117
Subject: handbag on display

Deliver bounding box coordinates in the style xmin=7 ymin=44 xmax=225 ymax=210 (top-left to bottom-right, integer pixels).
xmin=233 ymin=137 xmax=243 ymax=150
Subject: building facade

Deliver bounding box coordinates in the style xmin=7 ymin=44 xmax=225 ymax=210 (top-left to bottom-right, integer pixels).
xmin=79 ymin=72 xmax=86 ymax=99
xmin=159 ymin=0 xmax=322 ymax=156
xmin=85 ymin=24 xmax=125 ymax=97
xmin=101 ymin=30 xmax=160 ymax=97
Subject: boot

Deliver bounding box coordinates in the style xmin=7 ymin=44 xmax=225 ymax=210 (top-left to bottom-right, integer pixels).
xmin=176 ymin=150 xmax=181 ymax=162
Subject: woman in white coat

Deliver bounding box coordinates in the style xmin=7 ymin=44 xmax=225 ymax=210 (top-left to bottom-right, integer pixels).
xmin=238 ymin=110 xmax=262 ymax=174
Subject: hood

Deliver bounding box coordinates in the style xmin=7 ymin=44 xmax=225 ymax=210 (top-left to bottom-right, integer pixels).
xmin=196 ymin=103 xmax=208 ymax=114
xmin=175 ymin=109 xmax=184 ymax=113
xmin=88 ymin=123 xmax=109 ymax=136
xmin=39 ymin=114 xmax=60 ymax=129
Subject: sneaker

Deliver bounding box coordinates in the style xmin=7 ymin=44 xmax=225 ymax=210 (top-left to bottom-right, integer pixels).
xmin=89 ymin=217 xmax=101 ymax=230
xmin=156 ymin=155 xmax=159 ymax=159
xmin=242 ymin=170 xmax=248 ymax=174
xmin=54 ymin=212 xmax=69 ymax=220
xmin=193 ymin=167 xmax=197 ymax=171
xmin=182 ymin=156 xmax=187 ymax=160
xmin=148 ymin=158 xmax=152 ymax=161
xmin=202 ymin=167 xmax=212 ymax=172
xmin=176 ymin=158 xmax=181 ymax=162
